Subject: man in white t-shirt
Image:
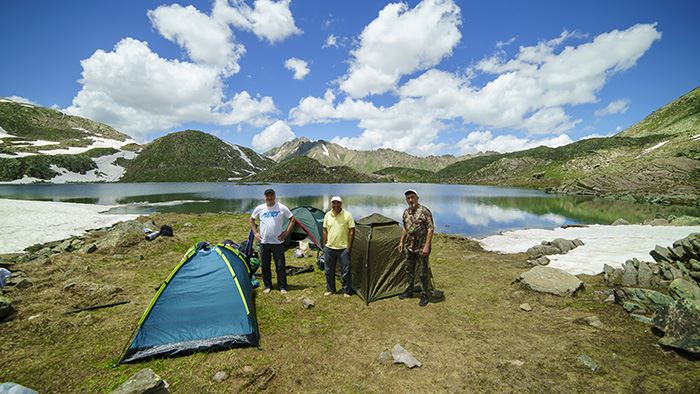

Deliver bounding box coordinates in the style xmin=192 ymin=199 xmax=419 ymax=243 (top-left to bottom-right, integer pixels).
xmin=249 ymin=188 xmax=296 ymax=294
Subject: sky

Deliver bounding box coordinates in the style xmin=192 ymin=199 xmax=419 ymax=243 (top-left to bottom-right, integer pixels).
xmin=1 ymin=0 xmax=698 ymax=155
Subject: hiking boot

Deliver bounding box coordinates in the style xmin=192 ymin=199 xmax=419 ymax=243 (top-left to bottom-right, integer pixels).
xmin=398 ymin=290 xmax=412 ymax=300
xmin=419 ymin=293 xmax=429 ymax=307
xmin=263 ymin=288 xmax=271 ymax=294
xmin=280 ymin=289 xmax=288 ymax=294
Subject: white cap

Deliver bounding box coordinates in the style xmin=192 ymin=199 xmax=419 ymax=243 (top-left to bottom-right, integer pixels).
xmin=331 ymin=196 xmax=343 ymax=202
xmin=404 ymin=189 xmax=419 ymax=197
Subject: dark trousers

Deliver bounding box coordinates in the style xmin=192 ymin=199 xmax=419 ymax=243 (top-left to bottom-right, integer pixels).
xmin=260 ymin=243 xmax=287 ymax=290
xmin=324 ymin=247 xmax=352 ymax=294
xmin=405 ymin=251 xmax=433 ymax=295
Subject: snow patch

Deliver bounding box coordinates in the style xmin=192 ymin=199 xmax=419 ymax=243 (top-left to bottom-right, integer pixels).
xmin=479 ymin=224 xmax=700 ymax=275
xmin=0 ymin=126 xmax=17 ymax=138
xmin=642 ymin=140 xmax=668 ymax=154
xmin=47 ymin=150 xmax=136 ymax=183
xmin=38 ymin=136 xmax=133 ymax=155
xmin=11 ymin=139 xmax=60 ymax=147
xmin=125 ymin=200 xmax=211 ymax=207
xmin=229 ymin=143 xmax=259 ymax=170
xmin=322 ymin=143 xmax=329 ymax=156
xmin=692 ymin=134 xmax=700 ymax=141
xmin=0 ymin=198 xmax=138 ymax=254
xmin=0 ymin=152 xmax=37 ymax=158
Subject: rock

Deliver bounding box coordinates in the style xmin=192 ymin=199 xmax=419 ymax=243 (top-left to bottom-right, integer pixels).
xmin=302 ymin=297 xmax=315 ymax=309
xmin=630 ymin=314 xmax=654 ymax=325
xmin=572 ymin=239 xmax=584 ymax=247
xmin=63 ymin=281 xmax=123 ymax=303
xmin=550 ymin=238 xmax=577 ymax=253
xmin=0 ymin=383 xmax=38 ymax=394
xmin=652 ymin=298 xmax=700 ymax=355
xmin=577 ymin=354 xmax=600 ymax=372
xmin=612 ymin=218 xmax=630 ymax=225
xmin=14 ymin=277 xmax=33 ymax=289
xmin=517 ymin=266 xmax=584 ymax=297
xmin=637 ymin=261 xmax=653 ymax=288
xmin=650 ymin=245 xmax=673 ymax=263
xmin=621 ymin=261 xmax=638 ymax=287
xmin=242 ymin=366 xmax=255 ymax=375
xmin=81 ymin=243 xmax=98 ymax=254
xmin=668 ymin=278 xmax=700 ymax=301
xmin=604 ymin=294 xmax=615 ymax=303
xmin=528 ymin=256 xmax=550 ymax=266
xmin=391 ymin=344 xmax=422 ymax=368
xmin=526 ymin=244 xmax=561 ymax=258
xmin=377 ymin=350 xmax=392 ymax=364
xmin=519 ymin=303 xmax=532 ymax=312
xmin=213 ymin=371 xmax=228 ymax=382
xmin=670 ymin=215 xmax=700 ymax=226
xmin=110 ymin=368 xmax=169 ymax=394
xmin=603 ymin=264 xmax=623 ymax=286
xmin=507 ymin=360 xmax=525 ymax=367
xmin=0 ymin=295 xmax=13 ymax=321
xmin=97 ymin=220 xmax=145 ymax=249
xmin=183 ymin=222 xmax=193 ymax=228
xmin=614 ymin=287 xmax=674 ymax=315
xmin=669 ymin=246 xmax=687 ymax=261
xmin=580 ymin=315 xmax=604 ymax=329
xmin=650 ymin=218 xmax=669 ymax=226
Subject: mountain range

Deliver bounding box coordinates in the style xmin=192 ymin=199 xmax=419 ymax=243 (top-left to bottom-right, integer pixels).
xmin=0 ymin=86 xmax=698 ymax=205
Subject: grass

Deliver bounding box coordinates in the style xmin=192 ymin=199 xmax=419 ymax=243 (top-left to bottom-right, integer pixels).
xmin=2 ymin=213 xmax=700 ymax=393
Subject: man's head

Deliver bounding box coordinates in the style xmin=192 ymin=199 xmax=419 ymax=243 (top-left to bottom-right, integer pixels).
xmin=264 ymin=188 xmax=276 ymax=206
xmin=404 ymin=189 xmax=419 ymax=209
xmin=331 ymin=196 xmax=343 ymax=213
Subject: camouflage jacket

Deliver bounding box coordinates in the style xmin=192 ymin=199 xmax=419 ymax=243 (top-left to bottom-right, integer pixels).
xmin=402 ymin=205 xmax=435 ymax=253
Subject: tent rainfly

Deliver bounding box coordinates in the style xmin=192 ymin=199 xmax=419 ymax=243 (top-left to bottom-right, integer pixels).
xmin=283 ymin=206 xmax=325 ymax=249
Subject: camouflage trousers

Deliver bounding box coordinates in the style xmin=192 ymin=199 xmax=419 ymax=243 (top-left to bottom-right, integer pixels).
xmin=405 ymin=250 xmax=434 ymax=295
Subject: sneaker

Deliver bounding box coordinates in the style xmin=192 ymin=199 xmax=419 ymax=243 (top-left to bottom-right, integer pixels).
xmin=398 ymin=290 xmax=412 ymax=300
xmin=324 ymin=291 xmax=334 ymax=296
xmin=419 ymin=293 xmax=429 ymax=307
xmin=263 ymin=288 xmax=271 ymax=294
xmin=280 ymin=289 xmax=288 ymax=294
xmin=343 ymin=293 xmax=351 ymax=298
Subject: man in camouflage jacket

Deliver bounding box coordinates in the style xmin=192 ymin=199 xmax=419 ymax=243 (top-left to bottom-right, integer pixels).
xmin=398 ymin=189 xmax=435 ymax=306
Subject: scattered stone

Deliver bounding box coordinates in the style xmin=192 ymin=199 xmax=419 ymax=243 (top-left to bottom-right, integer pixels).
xmin=519 ymin=303 xmax=532 ymax=312
xmin=183 ymin=222 xmax=193 ymax=228
xmin=603 ymin=264 xmax=623 ymax=286
xmin=27 ymin=313 xmax=42 ymax=321
xmin=611 ymin=218 xmax=630 ymax=225
xmin=621 ymin=261 xmax=638 ymax=287
xmin=650 ymin=245 xmax=674 ymax=263
xmin=572 ymin=239 xmax=584 ymax=247
xmin=0 ymin=295 xmax=13 ymax=321
xmin=670 ymin=215 xmax=700 ymax=226
xmin=614 ymin=287 xmax=674 ymax=315
xmin=110 ymin=368 xmax=169 ymax=394
xmin=652 ymin=298 xmax=700 ymax=355
xmin=242 ymin=366 xmax=255 ymax=375
xmin=526 ymin=244 xmax=560 ymax=258
xmin=517 ymin=266 xmax=584 ymax=297
xmin=97 ymin=220 xmax=145 ymax=250
xmin=81 ymin=243 xmax=98 ymax=254
xmin=391 ymin=344 xmax=422 ymax=368
xmin=14 ymin=278 xmax=33 ymax=289
xmin=577 ymin=354 xmax=600 ymax=372
xmin=630 ymin=314 xmax=653 ymax=325
xmin=637 ymin=261 xmax=653 ymax=288
xmin=377 ymin=350 xmax=392 ymax=364
xmin=582 ymin=315 xmax=604 ymax=329
xmin=63 ymin=281 xmax=123 ymax=303
xmin=302 ymin=297 xmax=315 ymax=309
xmin=668 ymin=278 xmax=700 ymax=301
xmin=551 ymin=238 xmax=578 ymax=253
xmin=213 ymin=371 xmax=228 ymax=383
xmin=650 ymin=218 xmax=669 ymax=226
xmin=604 ymin=294 xmax=615 ymax=303
xmin=507 ymin=360 xmax=525 ymax=367
xmin=527 ymin=256 xmax=550 ymax=266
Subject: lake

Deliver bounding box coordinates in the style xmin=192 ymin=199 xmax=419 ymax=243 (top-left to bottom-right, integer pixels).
xmin=1 ymin=182 xmax=699 ymax=238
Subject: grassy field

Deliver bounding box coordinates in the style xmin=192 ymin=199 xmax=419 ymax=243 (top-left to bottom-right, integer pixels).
xmin=1 ymin=213 xmax=699 ymax=393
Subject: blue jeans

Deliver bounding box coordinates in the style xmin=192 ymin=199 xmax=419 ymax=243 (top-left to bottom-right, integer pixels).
xmin=324 ymin=247 xmax=351 ymax=294
xmin=260 ymin=243 xmax=287 ymax=290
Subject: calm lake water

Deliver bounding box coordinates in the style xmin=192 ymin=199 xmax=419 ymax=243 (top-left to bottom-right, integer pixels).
xmin=1 ymin=183 xmax=699 ymax=238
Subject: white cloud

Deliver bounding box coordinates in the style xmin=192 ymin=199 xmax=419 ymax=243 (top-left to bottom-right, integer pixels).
xmin=148 ymin=4 xmax=245 ymax=76
xmin=456 ymin=131 xmax=573 ymax=154
xmin=66 ymin=38 xmax=276 ymax=138
xmin=252 ymin=120 xmax=296 ymax=151
xmin=323 ymin=34 xmax=338 ymax=48
xmin=213 ymin=0 xmax=301 ymax=44
xmin=339 ymin=0 xmax=462 ymax=98
xmin=4 ymin=96 xmax=38 ymax=106
xmin=284 ymin=57 xmax=310 ymax=80
xmin=594 ymin=99 xmax=629 ymax=117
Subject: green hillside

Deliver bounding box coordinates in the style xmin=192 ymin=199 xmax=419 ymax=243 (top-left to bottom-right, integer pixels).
xmin=244 ymin=156 xmax=380 ymax=183
xmin=373 ymin=166 xmax=436 ymax=182
xmin=618 ymin=86 xmax=700 ymax=138
xmin=120 ymin=130 xmax=274 ymax=182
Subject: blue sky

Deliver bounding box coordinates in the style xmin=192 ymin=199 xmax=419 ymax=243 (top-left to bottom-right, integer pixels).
xmin=1 ymin=0 xmax=698 ymax=155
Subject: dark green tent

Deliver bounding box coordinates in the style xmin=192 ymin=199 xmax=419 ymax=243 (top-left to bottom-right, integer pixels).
xmin=283 ymin=206 xmax=325 ymax=249
xmin=350 ymin=213 xmax=407 ymax=304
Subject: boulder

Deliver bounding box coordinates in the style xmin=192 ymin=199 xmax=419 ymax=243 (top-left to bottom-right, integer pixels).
xmin=668 ymin=278 xmax=700 ymax=301
xmin=391 ymin=344 xmax=422 ymax=368
xmin=652 ymin=299 xmax=700 ymax=355
xmin=670 ymin=216 xmax=700 ymax=226
xmin=97 ymin=220 xmax=145 ymax=249
xmin=527 ymin=256 xmax=550 ymax=266
xmin=614 ymin=287 xmax=674 ymax=315
xmin=572 ymin=239 xmax=584 ymax=247
xmin=621 ymin=261 xmax=638 ymax=287
xmin=603 ymin=264 xmax=623 ymax=286
xmin=0 ymin=295 xmax=13 ymax=321
xmin=650 ymin=246 xmax=674 ymax=263
xmin=110 ymin=368 xmax=169 ymax=394
xmin=0 ymin=383 xmax=38 ymax=394
xmin=517 ymin=266 xmax=584 ymax=297
xmin=650 ymin=218 xmax=669 ymax=226
xmin=637 ymin=261 xmax=653 ymax=288
xmin=526 ymin=244 xmax=560 ymax=258
xmin=550 ymin=238 xmax=577 ymax=253
xmin=612 ymin=218 xmax=630 ymax=225
xmin=212 ymin=371 xmax=228 ymax=383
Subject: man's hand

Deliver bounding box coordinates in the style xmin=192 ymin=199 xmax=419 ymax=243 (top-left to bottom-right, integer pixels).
xmin=397 ymin=242 xmax=404 ymax=252
xmin=421 ymin=245 xmax=430 ymax=256
xmin=254 ymin=232 xmax=262 ymax=242
xmin=277 ymin=230 xmax=288 ymax=241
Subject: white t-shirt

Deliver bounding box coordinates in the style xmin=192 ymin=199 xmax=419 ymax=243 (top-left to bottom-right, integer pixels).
xmin=251 ymin=202 xmax=294 ymax=244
